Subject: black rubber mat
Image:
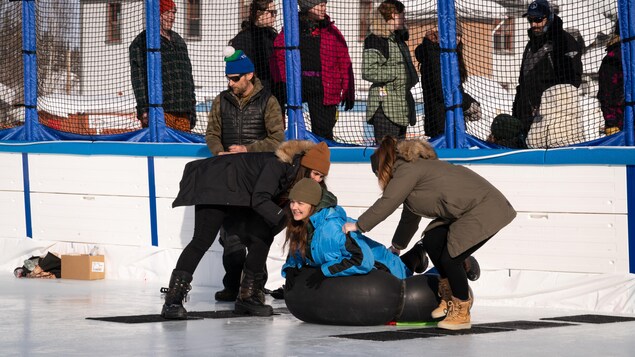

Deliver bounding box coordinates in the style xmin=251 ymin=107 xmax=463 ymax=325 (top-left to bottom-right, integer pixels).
xmin=477 ymin=320 xmax=575 ymax=330
xmin=541 ymin=314 xmax=635 ymax=324
xmin=333 ymin=325 xmax=510 ymax=341
xmin=87 ymin=307 xmax=289 ymax=324
xmin=332 ymin=320 xmax=582 ymax=341
xmin=86 ymin=314 xmax=203 ymax=323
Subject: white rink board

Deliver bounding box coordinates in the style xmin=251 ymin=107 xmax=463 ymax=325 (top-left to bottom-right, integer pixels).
xmin=0 ymin=152 xmax=23 ymax=191
xmin=28 ymin=154 xmax=149 ymax=196
xmin=0 ymin=153 xmax=630 ymax=283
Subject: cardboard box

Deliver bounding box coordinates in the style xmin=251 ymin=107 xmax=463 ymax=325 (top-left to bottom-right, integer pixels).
xmin=61 ymin=255 xmax=105 ymax=280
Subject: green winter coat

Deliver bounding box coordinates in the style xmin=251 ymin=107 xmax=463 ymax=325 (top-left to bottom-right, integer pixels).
xmin=362 ymin=10 xmax=418 ymax=127
xmin=356 ymin=140 xmax=517 ymax=258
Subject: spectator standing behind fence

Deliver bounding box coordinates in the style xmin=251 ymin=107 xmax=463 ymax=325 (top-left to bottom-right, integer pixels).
xmin=205 ymin=47 xmax=285 ymax=302
xmin=512 ymin=0 xmax=582 ymax=137
xmin=597 ymin=21 xmax=624 ymax=136
xmin=362 ymin=0 xmax=418 ymax=144
xmin=414 ymin=27 xmax=481 ymax=139
xmin=229 ymin=0 xmax=282 ymax=107
xmin=129 ymin=0 xmax=196 ymax=132
xmin=271 ymin=0 xmax=355 ymax=141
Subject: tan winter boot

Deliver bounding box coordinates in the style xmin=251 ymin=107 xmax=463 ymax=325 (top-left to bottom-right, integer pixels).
xmin=431 ymin=278 xmax=452 ymax=319
xmin=437 ymin=296 xmax=472 ymax=330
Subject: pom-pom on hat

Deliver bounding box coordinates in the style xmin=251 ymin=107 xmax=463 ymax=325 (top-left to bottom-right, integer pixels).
xmin=298 ymin=0 xmax=327 ymax=12
xmin=300 ymin=142 xmax=331 ymax=175
xmin=160 ymin=0 xmax=176 ymax=14
xmin=289 ymin=178 xmax=323 ymax=206
xmin=223 ymin=46 xmax=255 ymax=75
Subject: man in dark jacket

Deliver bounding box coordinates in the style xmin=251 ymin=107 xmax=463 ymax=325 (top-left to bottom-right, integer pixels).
xmin=205 ymin=47 xmax=285 ymax=302
xmin=512 ymin=0 xmax=582 ymax=137
xmin=129 ymin=0 xmax=196 ymax=132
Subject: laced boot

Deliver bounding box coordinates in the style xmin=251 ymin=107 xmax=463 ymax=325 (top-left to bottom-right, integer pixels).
xmin=431 ymin=277 xmax=452 ymax=319
xmin=400 ymin=241 xmax=429 ymax=274
xmin=160 ymin=270 xmax=193 ymax=320
xmin=234 ymin=270 xmax=273 ymax=316
xmin=437 ymin=295 xmax=472 ymax=330
xmin=463 ymin=256 xmax=481 ymax=281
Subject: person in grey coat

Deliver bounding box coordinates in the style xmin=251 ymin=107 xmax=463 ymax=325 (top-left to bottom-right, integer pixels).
xmin=343 ymin=136 xmax=516 ymax=330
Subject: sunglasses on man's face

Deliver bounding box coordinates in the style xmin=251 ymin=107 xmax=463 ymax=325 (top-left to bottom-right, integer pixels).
xmin=527 ymin=16 xmax=545 ymax=23
xmin=227 ymin=74 xmax=244 ymax=83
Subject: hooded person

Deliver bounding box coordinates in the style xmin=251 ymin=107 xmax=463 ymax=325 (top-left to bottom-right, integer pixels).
xmin=163 ymin=141 xmax=331 ymax=319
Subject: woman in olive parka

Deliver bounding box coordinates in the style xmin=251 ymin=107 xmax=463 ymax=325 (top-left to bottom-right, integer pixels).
xmin=343 ymin=136 xmax=516 ymax=330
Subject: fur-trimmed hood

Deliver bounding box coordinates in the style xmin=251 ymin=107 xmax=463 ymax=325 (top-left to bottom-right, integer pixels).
xmin=275 ymin=140 xmax=319 ymax=164
xmin=396 ymin=139 xmax=438 ymax=162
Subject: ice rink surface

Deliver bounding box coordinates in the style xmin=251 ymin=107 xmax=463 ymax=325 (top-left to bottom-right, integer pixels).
xmin=2 ymin=276 xmax=635 ymax=357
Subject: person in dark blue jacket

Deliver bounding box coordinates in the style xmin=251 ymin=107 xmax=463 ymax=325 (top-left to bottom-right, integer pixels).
xmin=162 ymin=140 xmax=331 ymax=319
xmin=281 ymin=178 xmax=428 ymax=288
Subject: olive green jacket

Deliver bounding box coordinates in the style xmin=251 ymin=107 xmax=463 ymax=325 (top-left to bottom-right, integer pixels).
xmin=356 ymin=140 xmax=516 ymax=257
xmin=362 ymin=10 xmax=418 ymax=127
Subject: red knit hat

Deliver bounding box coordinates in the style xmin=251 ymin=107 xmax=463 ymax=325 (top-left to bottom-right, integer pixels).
xmin=300 ymin=142 xmax=331 ymax=175
xmin=160 ymin=0 xmax=176 ymax=14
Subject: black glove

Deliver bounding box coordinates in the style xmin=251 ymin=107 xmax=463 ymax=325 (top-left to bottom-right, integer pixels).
xmin=305 ymin=269 xmax=326 ymax=289
xmin=284 ymin=267 xmax=300 ymax=291
xmin=341 ymin=97 xmax=355 ymax=111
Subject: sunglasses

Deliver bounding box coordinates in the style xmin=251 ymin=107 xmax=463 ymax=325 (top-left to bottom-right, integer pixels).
xmin=226 ymin=74 xmax=244 ymax=83
xmin=527 ymin=16 xmax=545 ymax=23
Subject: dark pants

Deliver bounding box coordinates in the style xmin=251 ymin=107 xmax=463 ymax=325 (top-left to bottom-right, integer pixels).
xmin=219 ymin=229 xmax=246 ymax=291
xmin=175 ymin=205 xmax=274 ymax=280
xmin=371 ymin=107 xmax=407 ymax=144
xmin=303 ymin=76 xmax=337 ymax=140
xmin=420 ymin=224 xmax=490 ymax=300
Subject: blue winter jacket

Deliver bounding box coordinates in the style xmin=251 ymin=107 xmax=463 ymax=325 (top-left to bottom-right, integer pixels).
xmin=282 ymin=202 xmax=410 ymax=279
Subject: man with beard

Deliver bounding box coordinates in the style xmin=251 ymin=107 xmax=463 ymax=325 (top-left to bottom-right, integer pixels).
xmin=205 ymin=46 xmax=285 ymax=302
xmin=512 ymin=0 xmax=582 ymax=137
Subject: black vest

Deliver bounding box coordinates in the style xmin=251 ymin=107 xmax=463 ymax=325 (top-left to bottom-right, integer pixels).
xmin=219 ymin=88 xmax=270 ymax=149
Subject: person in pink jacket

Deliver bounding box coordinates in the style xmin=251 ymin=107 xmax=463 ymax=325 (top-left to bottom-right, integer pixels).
xmin=271 ymin=0 xmax=355 ymax=140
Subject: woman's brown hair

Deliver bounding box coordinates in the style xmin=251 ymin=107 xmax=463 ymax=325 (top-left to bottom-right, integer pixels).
xmin=283 ymin=204 xmax=316 ymax=260
xmin=242 ymin=0 xmax=274 ymax=30
xmin=375 ymin=136 xmax=398 ymax=191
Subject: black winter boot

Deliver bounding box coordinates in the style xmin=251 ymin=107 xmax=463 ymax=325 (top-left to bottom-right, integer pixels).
xmin=400 ymin=241 xmax=429 ymax=274
xmin=160 ymin=270 xmax=193 ymax=320
xmin=234 ymin=270 xmax=273 ymax=316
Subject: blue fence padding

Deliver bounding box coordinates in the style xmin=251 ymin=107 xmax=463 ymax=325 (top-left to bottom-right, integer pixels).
xmin=6 ymin=142 xmax=635 ymax=166
xmin=282 ymin=0 xmax=304 ymax=140
xmin=619 ymin=0 xmax=635 ymax=145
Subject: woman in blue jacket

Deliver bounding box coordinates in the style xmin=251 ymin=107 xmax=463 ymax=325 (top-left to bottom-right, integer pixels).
xmin=281 ymin=178 xmax=427 ymax=288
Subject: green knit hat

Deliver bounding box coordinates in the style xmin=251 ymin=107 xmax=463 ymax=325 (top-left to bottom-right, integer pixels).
xmin=289 ymin=178 xmax=322 ymax=206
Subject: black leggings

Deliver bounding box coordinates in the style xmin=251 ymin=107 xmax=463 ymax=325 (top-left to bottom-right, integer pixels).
xmin=420 ymin=225 xmax=490 ymax=300
xmin=175 ymin=205 xmax=275 ymax=277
